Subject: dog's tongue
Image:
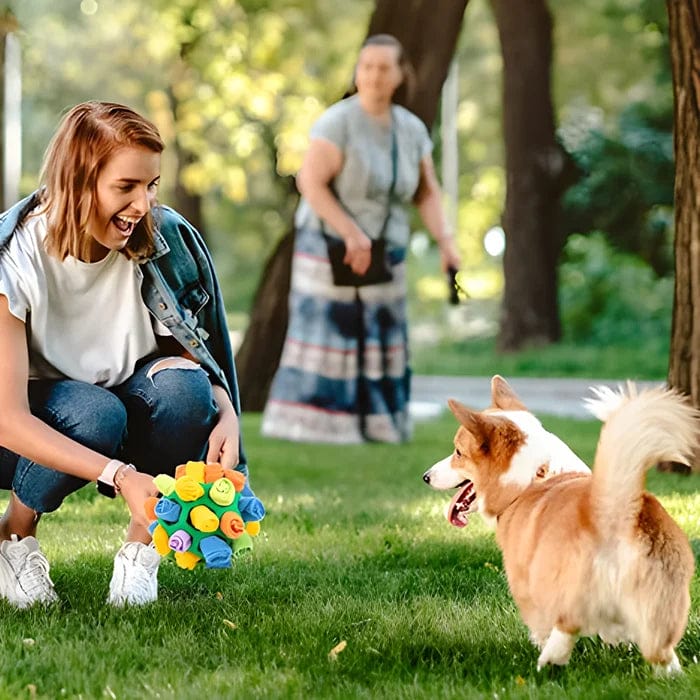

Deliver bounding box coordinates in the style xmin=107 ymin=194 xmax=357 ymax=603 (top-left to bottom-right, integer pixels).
xmin=447 ymin=482 xmax=474 ymax=528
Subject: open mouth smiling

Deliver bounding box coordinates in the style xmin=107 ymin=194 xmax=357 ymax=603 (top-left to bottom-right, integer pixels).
xmin=112 ymin=214 xmax=140 ymax=234
xmin=447 ymin=479 xmax=477 ymax=528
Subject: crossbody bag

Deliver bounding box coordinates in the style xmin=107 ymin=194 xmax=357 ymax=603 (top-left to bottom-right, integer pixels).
xmin=323 ymin=125 xmax=397 ymax=287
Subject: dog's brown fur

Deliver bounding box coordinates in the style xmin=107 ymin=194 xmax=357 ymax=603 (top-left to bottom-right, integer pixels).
xmin=424 ymin=376 xmax=698 ymax=672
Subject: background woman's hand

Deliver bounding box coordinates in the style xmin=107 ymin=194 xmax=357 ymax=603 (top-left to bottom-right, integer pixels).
xmin=439 ymin=236 xmax=461 ymax=272
xmin=343 ymin=230 xmax=373 ymax=274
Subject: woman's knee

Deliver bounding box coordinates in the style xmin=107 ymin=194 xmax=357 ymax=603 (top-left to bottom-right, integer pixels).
xmin=118 ymin=359 xmax=218 ymax=474
xmin=142 ymin=358 xmax=217 ymax=427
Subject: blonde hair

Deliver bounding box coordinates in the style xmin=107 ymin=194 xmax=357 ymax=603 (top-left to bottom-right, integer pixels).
xmin=37 ymin=101 xmax=164 ymax=261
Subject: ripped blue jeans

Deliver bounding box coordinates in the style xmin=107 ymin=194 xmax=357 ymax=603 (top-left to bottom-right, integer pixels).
xmin=0 ymin=357 xmax=220 ymax=513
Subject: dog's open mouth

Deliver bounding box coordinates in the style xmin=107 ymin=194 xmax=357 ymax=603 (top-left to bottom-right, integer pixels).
xmin=447 ymin=480 xmax=476 ymax=528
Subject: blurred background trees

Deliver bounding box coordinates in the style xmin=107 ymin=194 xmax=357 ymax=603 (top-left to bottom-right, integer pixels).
xmin=3 ymin=0 xmax=677 ymax=393
xmin=491 ymin=0 xmax=573 ymax=351
xmin=236 ymin=0 xmax=470 ymax=408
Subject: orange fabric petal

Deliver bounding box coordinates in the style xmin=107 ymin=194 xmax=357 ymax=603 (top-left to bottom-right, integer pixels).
xmin=144 ymin=496 xmax=159 ymax=522
xmin=220 ymin=511 xmax=245 ymax=539
xmin=204 ymin=463 xmax=225 ymax=483
xmin=222 ymin=469 xmax=246 ymax=493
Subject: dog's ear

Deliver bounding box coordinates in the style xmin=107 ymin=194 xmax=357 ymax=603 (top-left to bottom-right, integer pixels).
xmin=447 ymin=398 xmax=476 ymax=427
xmin=448 ymin=399 xmax=515 ymax=453
xmin=490 ymin=375 xmax=527 ymax=411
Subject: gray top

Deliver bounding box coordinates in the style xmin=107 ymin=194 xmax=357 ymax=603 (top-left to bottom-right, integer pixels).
xmin=294 ymin=94 xmax=432 ymax=249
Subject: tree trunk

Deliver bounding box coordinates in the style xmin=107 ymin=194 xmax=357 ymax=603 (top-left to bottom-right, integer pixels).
xmin=235 ymin=226 xmax=295 ymax=411
xmin=166 ymin=84 xmax=206 ymax=239
xmin=367 ymin=0 xmax=470 ymax=127
xmin=666 ymin=0 xmax=700 ymax=471
xmin=491 ymin=0 xmax=575 ymax=351
xmin=172 ymin=147 xmax=205 ymax=239
xmin=235 ymin=0 xmax=470 ymax=410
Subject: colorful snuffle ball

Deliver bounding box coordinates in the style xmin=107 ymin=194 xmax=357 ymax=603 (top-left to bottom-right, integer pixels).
xmin=145 ymin=460 xmax=265 ymax=569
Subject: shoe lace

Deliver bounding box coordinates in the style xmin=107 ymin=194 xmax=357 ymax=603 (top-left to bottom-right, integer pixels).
xmin=21 ymin=552 xmax=55 ymax=598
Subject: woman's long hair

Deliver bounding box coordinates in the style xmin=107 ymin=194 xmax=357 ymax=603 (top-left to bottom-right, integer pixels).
xmin=38 ymin=101 xmax=164 ymax=261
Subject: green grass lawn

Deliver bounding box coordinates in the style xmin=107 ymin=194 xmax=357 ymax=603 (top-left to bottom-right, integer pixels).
xmin=411 ymin=336 xmax=670 ymax=381
xmin=1 ymin=412 xmax=700 ymax=699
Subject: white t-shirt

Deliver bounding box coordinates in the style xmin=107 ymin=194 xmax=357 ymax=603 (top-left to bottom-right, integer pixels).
xmin=0 ymin=212 xmax=165 ymax=387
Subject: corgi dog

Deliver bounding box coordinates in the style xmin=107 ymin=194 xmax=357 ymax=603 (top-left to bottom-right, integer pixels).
xmin=423 ymin=375 xmax=698 ymax=673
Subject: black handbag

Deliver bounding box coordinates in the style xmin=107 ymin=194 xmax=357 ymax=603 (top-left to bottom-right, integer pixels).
xmin=323 ymin=235 xmax=393 ymax=286
xmin=323 ymin=126 xmax=397 ymax=287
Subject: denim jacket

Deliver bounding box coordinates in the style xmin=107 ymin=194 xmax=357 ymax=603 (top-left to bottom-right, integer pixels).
xmin=0 ymin=192 xmax=250 ymax=476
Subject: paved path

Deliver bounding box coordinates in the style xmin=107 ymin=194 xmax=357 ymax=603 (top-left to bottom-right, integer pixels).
xmin=410 ymin=376 xmax=664 ymax=420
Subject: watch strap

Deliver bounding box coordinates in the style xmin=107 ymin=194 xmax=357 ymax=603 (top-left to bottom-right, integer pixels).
xmin=98 ymin=459 xmax=124 ymax=489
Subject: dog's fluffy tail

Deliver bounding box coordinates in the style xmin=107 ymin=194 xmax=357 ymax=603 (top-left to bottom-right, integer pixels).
xmin=585 ymin=383 xmax=699 ymax=532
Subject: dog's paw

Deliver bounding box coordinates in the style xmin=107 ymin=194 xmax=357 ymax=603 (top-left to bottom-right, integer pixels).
xmin=654 ymin=652 xmax=682 ymax=677
xmin=536 ymin=628 xmax=575 ymax=670
xmin=529 ymin=631 xmax=547 ymax=650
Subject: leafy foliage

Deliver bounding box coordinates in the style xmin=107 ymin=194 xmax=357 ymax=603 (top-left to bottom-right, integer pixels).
xmin=13 ymin=0 xmax=372 ymax=312
xmin=559 ymin=231 xmax=673 ymax=345
xmin=560 ymin=102 xmax=674 ymax=276
xmin=10 ymin=0 xmax=675 ymax=331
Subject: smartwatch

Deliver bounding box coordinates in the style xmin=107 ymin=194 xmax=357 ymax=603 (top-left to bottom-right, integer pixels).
xmin=97 ymin=459 xmax=127 ymax=498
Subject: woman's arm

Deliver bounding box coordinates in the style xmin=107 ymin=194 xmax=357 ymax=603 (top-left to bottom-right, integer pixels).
xmin=297 ymin=138 xmax=373 ymax=275
xmin=0 ymin=295 xmax=111 ymax=480
xmin=414 ymin=155 xmax=462 ymax=271
xmin=0 ymin=295 xmax=157 ymax=526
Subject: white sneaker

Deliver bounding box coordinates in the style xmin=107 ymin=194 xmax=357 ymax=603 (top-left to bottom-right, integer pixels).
xmin=107 ymin=541 xmax=160 ymax=606
xmin=0 ymin=535 xmax=59 ymax=608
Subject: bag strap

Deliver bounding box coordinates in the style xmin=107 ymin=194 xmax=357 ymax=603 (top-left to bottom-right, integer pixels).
xmin=321 ymin=110 xmax=397 ymax=242
xmin=377 ymin=120 xmax=398 ymax=242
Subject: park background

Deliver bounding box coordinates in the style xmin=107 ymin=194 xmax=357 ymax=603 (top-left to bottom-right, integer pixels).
xmin=2 ymin=1 xmax=700 ymax=699
xmin=1 ymin=0 xmax=676 ymax=387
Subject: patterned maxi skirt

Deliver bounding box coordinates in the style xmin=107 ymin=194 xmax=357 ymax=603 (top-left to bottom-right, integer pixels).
xmin=261 ymin=224 xmax=412 ymax=443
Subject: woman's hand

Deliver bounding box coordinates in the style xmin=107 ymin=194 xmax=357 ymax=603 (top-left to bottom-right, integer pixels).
xmin=207 ymin=384 xmax=240 ymax=469
xmin=438 ymin=236 xmax=461 ymax=272
xmin=343 ymin=229 xmax=373 ymax=275
xmin=206 ymin=410 xmax=240 ymax=469
xmin=119 ymin=469 xmax=160 ymax=532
